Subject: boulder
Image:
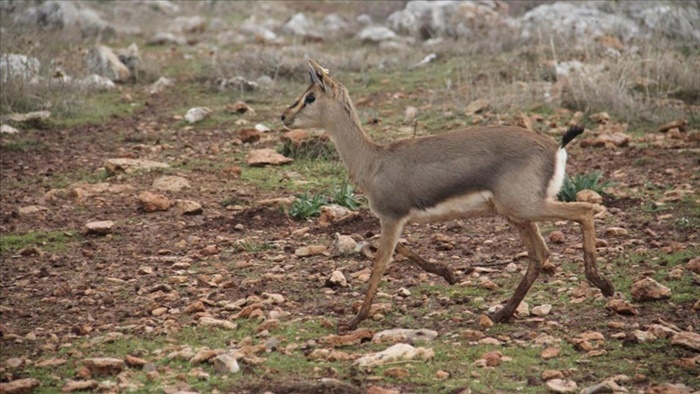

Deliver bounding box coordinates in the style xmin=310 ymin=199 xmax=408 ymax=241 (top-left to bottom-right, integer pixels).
xmin=246 ymin=149 xmax=293 ymax=166
xmin=282 ymin=13 xmax=322 ymax=39
xmin=356 ymin=25 xmax=398 ymax=43
xmin=520 ymin=2 xmax=642 ymax=43
xmin=0 ymin=53 xmax=40 ymax=82
xmin=85 ymin=45 xmax=130 ymax=82
xmin=354 ymin=343 xmax=434 ymax=368
xmin=630 ymin=277 xmax=671 ymax=301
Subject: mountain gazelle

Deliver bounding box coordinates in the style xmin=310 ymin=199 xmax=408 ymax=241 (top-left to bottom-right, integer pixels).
xmin=281 ymin=60 xmax=615 ymax=331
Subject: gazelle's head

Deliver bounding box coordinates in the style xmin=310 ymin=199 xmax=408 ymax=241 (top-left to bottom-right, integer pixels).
xmin=281 ymin=60 xmax=341 ymax=130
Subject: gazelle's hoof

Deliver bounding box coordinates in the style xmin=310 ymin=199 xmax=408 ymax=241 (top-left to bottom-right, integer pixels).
xmin=490 ymin=308 xmax=512 ymax=324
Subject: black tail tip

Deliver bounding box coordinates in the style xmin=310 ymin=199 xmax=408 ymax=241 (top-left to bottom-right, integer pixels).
xmin=561 ymin=124 xmax=585 ymax=148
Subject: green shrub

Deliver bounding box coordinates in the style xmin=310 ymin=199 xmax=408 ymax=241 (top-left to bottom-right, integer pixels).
xmin=331 ymin=182 xmax=362 ymax=210
xmin=289 ymin=192 xmax=328 ymax=220
xmin=557 ymin=170 xmax=611 ymax=202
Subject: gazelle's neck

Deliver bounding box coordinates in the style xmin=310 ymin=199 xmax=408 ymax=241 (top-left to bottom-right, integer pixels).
xmin=324 ymin=100 xmax=380 ymax=190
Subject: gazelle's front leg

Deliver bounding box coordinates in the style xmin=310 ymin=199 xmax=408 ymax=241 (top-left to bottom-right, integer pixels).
xmin=341 ymin=218 xmax=405 ymax=332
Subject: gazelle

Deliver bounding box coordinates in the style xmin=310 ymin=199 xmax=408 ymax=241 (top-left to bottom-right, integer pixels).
xmin=281 ymin=60 xmax=615 ymax=330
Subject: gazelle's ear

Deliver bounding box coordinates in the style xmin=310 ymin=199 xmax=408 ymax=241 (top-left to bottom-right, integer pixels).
xmin=308 ymin=60 xmax=330 ymax=92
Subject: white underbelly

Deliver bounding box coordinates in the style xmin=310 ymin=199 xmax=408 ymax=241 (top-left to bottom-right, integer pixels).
xmin=408 ymin=191 xmax=495 ymax=223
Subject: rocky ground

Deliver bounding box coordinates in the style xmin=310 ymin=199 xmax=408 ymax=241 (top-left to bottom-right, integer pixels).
xmin=1 ymin=1 xmax=699 ymax=393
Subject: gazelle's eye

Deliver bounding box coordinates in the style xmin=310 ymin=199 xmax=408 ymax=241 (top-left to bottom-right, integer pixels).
xmin=305 ymin=94 xmax=315 ymax=104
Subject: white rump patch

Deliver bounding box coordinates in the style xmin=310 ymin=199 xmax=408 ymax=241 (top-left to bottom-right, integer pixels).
xmin=409 ymin=191 xmax=494 ymax=223
xmin=546 ymin=148 xmax=568 ymax=199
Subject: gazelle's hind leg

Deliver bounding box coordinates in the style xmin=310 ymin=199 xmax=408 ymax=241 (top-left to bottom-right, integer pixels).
xmin=492 ymin=221 xmax=549 ymax=322
xmin=526 ymin=201 xmax=614 ymax=296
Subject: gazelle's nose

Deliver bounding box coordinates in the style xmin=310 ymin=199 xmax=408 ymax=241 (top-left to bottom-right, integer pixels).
xmin=281 ymin=114 xmax=286 ymax=121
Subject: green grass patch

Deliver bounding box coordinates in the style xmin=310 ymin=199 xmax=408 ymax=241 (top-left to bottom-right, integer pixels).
xmin=0 ymin=230 xmax=78 ymax=253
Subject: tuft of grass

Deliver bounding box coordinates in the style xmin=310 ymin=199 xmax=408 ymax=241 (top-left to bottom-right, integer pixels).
xmin=330 ymin=181 xmax=363 ymax=210
xmin=557 ymin=170 xmax=610 ymax=202
xmin=0 ymin=230 xmax=78 ymax=253
xmin=289 ymin=192 xmax=328 ymax=220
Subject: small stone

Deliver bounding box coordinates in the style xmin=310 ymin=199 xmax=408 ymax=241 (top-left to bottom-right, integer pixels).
xmin=151 ymin=307 xmax=167 ymax=316
xmin=184 ymin=301 xmax=206 ymax=314
xmin=184 ymin=107 xmax=212 ymax=124
xmin=646 ymin=324 xmax=678 ymax=339
xmin=325 ymin=270 xmax=348 ymax=288
xmin=353 ymin=343 xmax=434 ymax=368
xmin=190 ymin=349 xmax=222 ymax=364
xmin=211 ymin=353 xmax=240 ymax=374
xmin=295 ymin=245 xmax=327 ymax=257
xmin=148 ymin=76 xmax=174 ymax=95
xmin=464 ymin=98 xmax=490 ymax=116
xmin=152 ymin=176 xmax=191 ymax=192
xmin=18 ymin=205 xmax=48 ymax=216
xmin=174 ymin=199 xmax=203 ymax=215
xmin=366 ymin=386 xmax=400 ymax=394
xmin=482 ymin=350 xmax=503 ymax=367
xmin=480 ymin=278 xmax=499 ymax=290
xmin=479 ymin=314 xmax=494 ymax=329
xmin=84 ymin=220 xmax=114 ymax=235
xmin=246 ymin=148 xmax=293 ymax=166
xmin=199 ymin=317 xmax=237 ymax=330
xmin=83 ymin=357 xmax=124 ymax=376
xmin=104 ymin=158 xmax=169 ymax=175
xmin=227 ymin=100 xmax=255 ymax=114
xmin=0 ymin=124 xmax=19 ymax=134
xmin=686 ymin=257 xmax=700 ymax=274
xmin=604 ymin=227 xmax=628 ymax=236
xmin=667 ymin=268 xmax=683 ymax=280
xmin=239 ymin=128 xmax=262 ymax=143
xmin=605 ymin=299 xmax=638 ymax=315
xmin=384 ymin=367 xmax=410 ymax=379
xmin=657 ymin=118 xmax=687 ymax=133
xmin=589 ymin=112 xmax=610 ymax=124
xmin=124 ymin=355 xmax=148 ymax=367
xmin=0 ymin=378 xmax=40 ymax=393
xmin=516 ymin=301 xmax=530 ymax=316
xmin=630 ymin=277 xmax=671 ymax=301
xmin=373 ymin=328 xmax=438 ymax=344
xmin=461 ymin=329 xmax=485 ymax=341
xmin=435 ymin=370 xmax=450 ymax=380
xmin=335 ymin=233 xmax=357 ymax=254
xmin=541 ymin=347 xmax=560 ymax=360
xmin=548 ymin=231 xmax=565 ymax=244
xmin=546 ymin=378 xmax=577 ymax=393
xmin=505 ymin=262 xmax=519 ymax=273
xmin=199 ymin=244 xmax=219 ymax=256
xmin=671 ymin=331 xmax=700 ymax=351
xmin=576 ymin=189 xmax=603 ymax=204
xmin=542 ymin=370 xmax=564 ymax=380
xmin=578 ymin=379 xmax=626 ymax=394
xmin=61 ymin=380 xmax=98 ymax=392
xmin=138 ymin=191 xmax=170 ymax=212
xmin=254 ymin=123 xmax=271 ymax=132
xmin=531 ymin=304 xmax=552 ymax=316
xmin=632 ymin=329 xmax=657 ymax=343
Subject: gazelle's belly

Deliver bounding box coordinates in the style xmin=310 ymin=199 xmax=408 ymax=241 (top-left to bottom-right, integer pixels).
xmin=407 ymin=191 xmax=495 ymax=223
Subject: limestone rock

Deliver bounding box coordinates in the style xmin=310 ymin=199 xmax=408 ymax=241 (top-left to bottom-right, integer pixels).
xmin=170 ymin=15 xmax=206 ymax=34
xmin=295 ymin=245 xmax=327 ymax=257
xmin=354 ymin=343 xmax=434 ymax=368
xmin=546 ymin=378 xmax=578 ymax=393
xmin=83 ymin=357 xmax=124 ymax=376
xmin=246 ymin=149 xmax=293 ymax=167
xmin=0 ymin=378 xmax=40 ymax=394
xmin=686 ymin=257 xmax=700 ymax=274
xmin=86 ymin=45 xmax=131 ymax=82
xmin=373 ymin=328 xmax=438 ymax=344
xmin=149 ymin=77 xmax=174 ymax=95
xmin=0 ymin=124 xmax=19 ymax=134
xmin=531 ymin=304 xmax=552 ymax=316
xmin=199 ymin=317 xmax=237 ymax=330
xmin=335 ymin=233 xmax=357 ymax=254
xmin=630 ymin=277 xmax=671 ymax=301
xmin=184 ymin=107 xmax=212 ymax=124
xmin=548 ymin=231 xmax=565 ymax=244
xmin=147 ymin=31 xmax=187 ymax=46
xmin=211 ymin=353 xmax=240 ymax=374
xmin=84 ymin=220 xmax=114 ymax=235
xmin=104 ymin=158 xmax=169 ymax=175
xmin=605 ymin=299 xmax=638 ymax=315
xmin=153 ymin=176 xmax=191 ymax=192
xmin=356 ymin=25 xmax=398 ymax=43
xmin=173 ymin=200 xmax=203 ymax=215
xmin=61 ymin=380 xmax=98 ymax=392
xmin=325 ymin=270 xmax=348 ymax=288
xmin=138 ymin=191 xmax=170 ymax=212
xmin=671 ymin=331 xmax=700 ymax=351
xmin=0 ymin=54 xmax=40 ymax=82
xmin=5 ymin=111 xmax=51 ymax=124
